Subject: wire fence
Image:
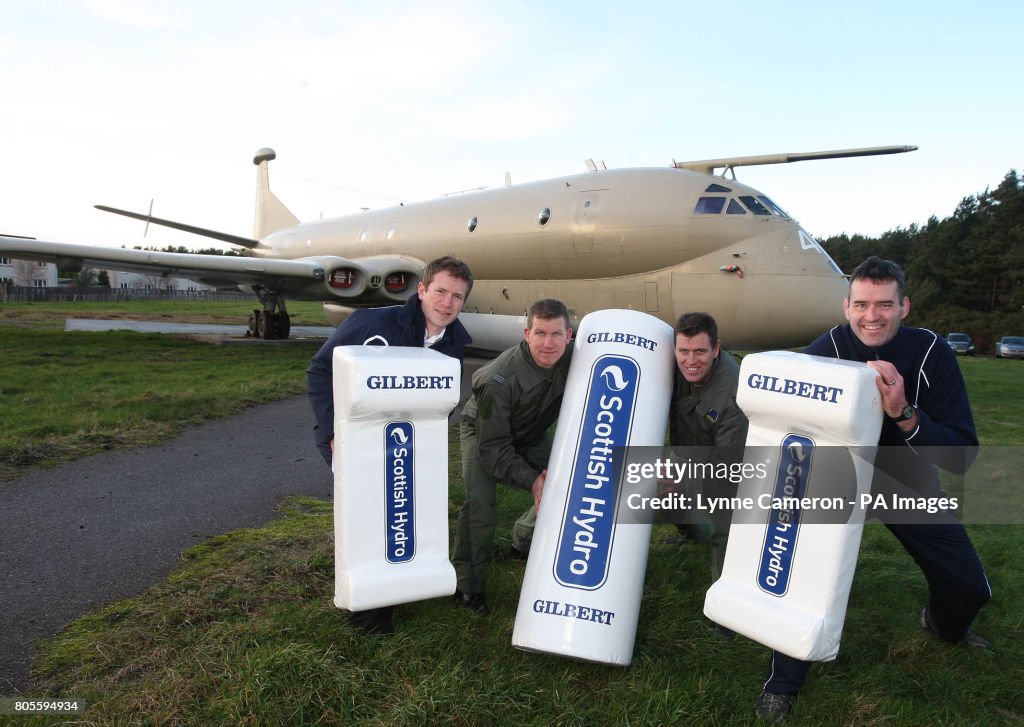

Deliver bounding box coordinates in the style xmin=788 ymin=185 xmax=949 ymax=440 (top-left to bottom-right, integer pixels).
xmin=0 ymin=285 xmax=256 ymax=303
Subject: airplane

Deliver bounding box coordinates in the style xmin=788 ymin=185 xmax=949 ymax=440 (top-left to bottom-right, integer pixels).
xmin=0 ymin=145 xmax=916 ymax=352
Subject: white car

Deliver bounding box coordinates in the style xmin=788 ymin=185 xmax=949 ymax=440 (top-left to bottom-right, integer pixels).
xmin=995 ymin=336 xmax=1024 ymax=359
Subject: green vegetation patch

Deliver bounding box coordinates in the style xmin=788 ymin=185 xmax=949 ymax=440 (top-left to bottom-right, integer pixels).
xmin=26 ymin=495 xmax=1023 ymax=726
xmin=0 ymin=328 xmax=315 ymax=480
xmin=957 ymin=356 xmax=1024 ymax=445
xmin=4 ymin=315 xmax=1023 ymax=724
xmin=0 ymin=300 xmax=327 ymax=329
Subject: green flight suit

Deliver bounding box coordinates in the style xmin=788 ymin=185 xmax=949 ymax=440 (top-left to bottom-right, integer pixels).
xmin=453 ymin=340 xmax=572 ymax=595
xmin=668 ymin=351 xmax=749 ymax=581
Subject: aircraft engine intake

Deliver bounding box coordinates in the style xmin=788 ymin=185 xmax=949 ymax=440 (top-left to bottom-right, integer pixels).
xmin=292 ymin=256 xmax=423 ymax=306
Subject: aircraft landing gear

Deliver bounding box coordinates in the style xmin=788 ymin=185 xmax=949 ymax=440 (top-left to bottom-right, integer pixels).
xmin=247 ymin=288 xmax=292 ymax=340
xmin=247 ymin=309 xmax=292 ymax=340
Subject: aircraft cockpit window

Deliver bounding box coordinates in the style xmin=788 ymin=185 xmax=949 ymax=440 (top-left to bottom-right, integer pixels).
xmin=739 ymin=196 xmax=771 ymax=215
xmin=705 ymin=183 xmax=732 ymax=193
xmin=468 ymin=216 xmax=478 ymax=232
xmin=538 ymin=207 xmax=551 ymax=226
xmin=694 ymin=197 xmax=726 ymax=214
xmin=726 ymin=199 xmax=746 ymax=214
xmin=758 ymin=196 xmax=791 ymax=218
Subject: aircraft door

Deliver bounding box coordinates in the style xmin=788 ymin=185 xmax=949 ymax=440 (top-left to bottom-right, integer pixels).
xmin=572 ymin=194 xmax=600 ymax=253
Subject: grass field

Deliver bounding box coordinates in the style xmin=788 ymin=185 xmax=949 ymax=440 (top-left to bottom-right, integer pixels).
xmin=2 ymin=305 xmax=1022 ymax=725
xmin=0 ymin=300 xmax=329 ymax=328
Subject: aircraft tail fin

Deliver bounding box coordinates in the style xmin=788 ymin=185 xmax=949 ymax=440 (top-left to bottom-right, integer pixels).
xmin=253 ymin=148 xmax=300 ymax=239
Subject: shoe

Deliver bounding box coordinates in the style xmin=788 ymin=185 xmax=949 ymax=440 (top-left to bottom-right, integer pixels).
xmin=963 ymin=630 xmax=994 ymax=650
xmin=454 ymin=589 xmax=490 ymax=615
xmin=349 ymin=607 xmax=394 ymax=636
xmin=509 ymin=545 xmax=529 ymax=561
xmin=713 ymin=622 xmax=736 ymax=639
xmin=919 ymin=607 xmax=993 ymax=651
xmin=754 ymin=690 xmax=793 ymax=723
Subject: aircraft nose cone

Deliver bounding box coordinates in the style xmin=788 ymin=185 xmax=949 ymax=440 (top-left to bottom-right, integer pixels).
xmin=670 ymin=226 xmax=847 ymax=349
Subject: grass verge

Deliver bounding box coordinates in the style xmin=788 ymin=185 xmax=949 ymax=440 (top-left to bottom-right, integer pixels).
xmin=24 ymin=493 xmax=1023 ymax=726
xmin=2 ymin=322 xmax=1021 ymax=724
xmin=0 ymin=300 xmax=328 ymax=328
xmin=0 ymin=328 xmax=315 ymax=481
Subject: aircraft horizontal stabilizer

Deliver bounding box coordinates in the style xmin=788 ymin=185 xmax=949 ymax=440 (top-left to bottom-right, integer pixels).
xmin=673 ymin=145 xmax=918 ymax=175
xmin=94 ymin=205 xmax=261 ymax=249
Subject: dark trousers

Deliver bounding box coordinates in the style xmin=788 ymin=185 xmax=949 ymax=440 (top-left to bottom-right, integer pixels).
xmin=764 ymin=520 xmax=991 ymax=695
xmin=451 ymin=431 xmax=549 ymax=594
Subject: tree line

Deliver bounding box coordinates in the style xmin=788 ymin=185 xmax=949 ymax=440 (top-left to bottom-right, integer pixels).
xmin=818 ymin=169 xmax=1024 ymax=353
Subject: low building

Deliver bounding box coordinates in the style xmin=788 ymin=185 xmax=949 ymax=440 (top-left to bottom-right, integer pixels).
xmin=0 ymin=257 xmax=58 ymax=287
xmin=105 ymin=270 xmax=216 ymax=292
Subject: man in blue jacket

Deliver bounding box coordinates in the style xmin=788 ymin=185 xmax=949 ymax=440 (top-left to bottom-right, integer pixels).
xmin=754 ymin=256 xmax=992 ymax=723
xmin=307 ymin=255 xmax=473 ymax=635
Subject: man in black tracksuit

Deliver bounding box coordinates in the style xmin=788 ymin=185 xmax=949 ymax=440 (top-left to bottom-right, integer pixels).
xmin=755 ymin=256 xmax=992 ymax=723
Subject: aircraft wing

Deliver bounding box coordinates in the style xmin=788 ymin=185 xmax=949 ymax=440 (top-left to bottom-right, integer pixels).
xmin=0 ymin=236 xmax=423 ymax=306
xmin=0 ymin=236 xmax=328 ymax=289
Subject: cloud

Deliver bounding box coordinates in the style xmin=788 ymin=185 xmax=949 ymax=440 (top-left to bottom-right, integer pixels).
xmin=81 ymin=0 xmax=186 ymax=29
xmin=434 ymin=93 xmax=575 ymax=141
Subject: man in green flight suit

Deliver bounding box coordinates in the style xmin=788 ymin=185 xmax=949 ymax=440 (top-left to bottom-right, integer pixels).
xmin=451 ymin=298 xmax=574 ymax=615
xmin=667 ymin=311 xmax=749 ymax=585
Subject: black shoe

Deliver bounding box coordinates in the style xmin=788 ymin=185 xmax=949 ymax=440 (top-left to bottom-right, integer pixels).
xmin=509 ymin=545 xmax=529 ymax=561
xmin=713 ymin=622 xmax=736 ymax=639
xmin=919 ymin=607 xmax=992 ymax=650
xmin=454 ymin=589 xmax=490 ymax=615
xmin=754 ymin=690 xmax=793 ymax=723
xmin=349 ymin=607 xmax=394 ymax=636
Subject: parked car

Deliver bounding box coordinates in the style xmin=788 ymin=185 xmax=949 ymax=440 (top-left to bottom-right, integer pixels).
xmin=995 ymin=336 xmax=1024 ymax=359
xmin=946 ymin=332 xmax=975 ymax=356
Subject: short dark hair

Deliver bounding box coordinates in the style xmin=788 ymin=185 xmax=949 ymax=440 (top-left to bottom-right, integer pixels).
xmin=674 ymin=311 xmax=718 ymax=347
xmin=527 ymin=298 xmax=570 ymax=329
xmin=848 ymin=255 xmax=906 ymax=301
xmin=423 ymin=255 xmax=473 ymax=294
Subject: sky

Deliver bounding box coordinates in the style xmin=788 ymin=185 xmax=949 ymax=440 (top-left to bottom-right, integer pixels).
xmin=2 ymin=0 xmax=1022 ymax=251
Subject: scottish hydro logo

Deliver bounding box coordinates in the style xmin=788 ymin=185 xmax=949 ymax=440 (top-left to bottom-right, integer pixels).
xmin=384 ymin=421 xmax=415 ymax=564
xmin=757 ymin=433 xmax=815 ymax=596
xmin=554 ymin=355 xmax=639 ymax=590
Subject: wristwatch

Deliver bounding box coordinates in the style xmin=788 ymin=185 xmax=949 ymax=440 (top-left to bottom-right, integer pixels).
xmin=890 ymin=404 xmax=916 ymax=422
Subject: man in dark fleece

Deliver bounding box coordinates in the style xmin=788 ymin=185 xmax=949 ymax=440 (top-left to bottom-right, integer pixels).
xmin=754 ymin=255 xmax=991 ymax=723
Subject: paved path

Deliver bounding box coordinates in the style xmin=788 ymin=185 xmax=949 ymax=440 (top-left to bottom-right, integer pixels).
xmin=0 ymin=396 xmax=330 ymax=695
xmin=0 ymin=358 xmax=483 ymax=696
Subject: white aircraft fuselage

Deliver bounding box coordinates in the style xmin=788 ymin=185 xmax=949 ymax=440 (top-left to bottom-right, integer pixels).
xmin=256 ymin=164 xmax=847 ymax=350
xmin=1 ymin=145 xmax=918 ymax=351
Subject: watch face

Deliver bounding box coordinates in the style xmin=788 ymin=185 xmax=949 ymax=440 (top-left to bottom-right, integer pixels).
xmin=899 ymin=405 xmax=914 ymax=421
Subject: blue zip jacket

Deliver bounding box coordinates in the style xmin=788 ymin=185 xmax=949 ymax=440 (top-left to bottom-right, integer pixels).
xmin=307 ymin=293 xmax=472 ymax=453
